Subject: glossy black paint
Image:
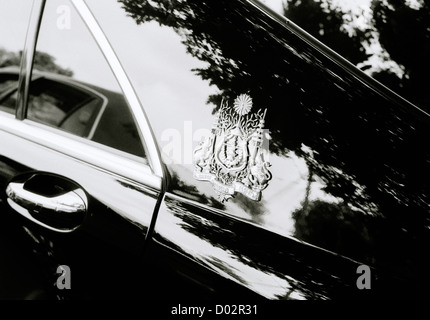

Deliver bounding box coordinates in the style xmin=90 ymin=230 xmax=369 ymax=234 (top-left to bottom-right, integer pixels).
xmin=0 ymin=134 xmax=157 ymax=299
xmin=152 ymin=193 xmax=428 ymax=299
xmin=98 ymin=0 xmax=430 ymax=297
xmin=1 ymin=0 xmax=429 ymax=300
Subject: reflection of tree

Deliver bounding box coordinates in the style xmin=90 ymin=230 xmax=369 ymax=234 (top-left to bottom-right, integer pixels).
xmin=231 ymin=193 xmax=265 ymax=224
xmin=32 ymin=51 xmax=73 ymax=77
xmin=292 ymin=195 xmax=430 ymax=287
xmin=293 ymin=199 xmax=375 ymax=264
xmin=294 ymin=164 xmax=377 ymax=263
xmin=0 ymin=49 xmax=73 ymax=77
xmin=0 ymin=48 xmax=21 ymax=67
xmin=118 ymin=0 xmax=428 ymax=218
xmin=163 ymin=196 xmax=362 ymax=300
xmin=371 ymin=0 xmax=430 ymax=111
xmin=283 ymin=0 xmax=430 ymax=112
xmin=283 ymin=0 xmax=370 ymax=65
xmin=119 ymin=0 xmax=430 ymax=278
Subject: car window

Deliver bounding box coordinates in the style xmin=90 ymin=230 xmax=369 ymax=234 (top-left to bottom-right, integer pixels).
xmin=27 ymin=0 xmax=147 ymax=160
xmin=0 ymin=74 xmax=18 ymax=94
xmin=0 ymin=0 xmax=32 ymax=114
xmin=27 ymin=77 xmax=102 ymax=137
xmin=0 ymin=73 xmax=19 ymax=112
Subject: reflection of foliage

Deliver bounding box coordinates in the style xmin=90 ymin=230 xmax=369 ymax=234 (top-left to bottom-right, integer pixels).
xmin=0 ymin=48 xmax=73 ymax=77
xmin=293 ymin=199 xmax=375 ymax=264
xmin=118 ymin=0 xmax=430 ymax=272
xmin=231 ymin=193 xmax=265 ymax=224
xmin=371 ymin=0 xmax=430 ymax=110
xmin=283 ymin=0 xmax=370 ymax=65
xmin=163 ymin=196 xmax=369 ymax=299
xmin=283 ymin=0 xmax=430 ymax=112
xmin=32 ymin=52 xmax=74 ymax=77
xmin=292 ymin=197 xmax=430 ymax=285
xmin=0 ymin=48 xmax=21 ymax=68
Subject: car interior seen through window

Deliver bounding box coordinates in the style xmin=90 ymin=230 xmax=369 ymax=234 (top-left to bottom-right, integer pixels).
xmin=0 ymin=0 xmax=147 ymax=160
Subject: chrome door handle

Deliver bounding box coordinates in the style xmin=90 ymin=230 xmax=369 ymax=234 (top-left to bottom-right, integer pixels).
xmin=6 ymin=179 xmax=87 ymax=232
xmin=6 ymin=182 xmax=86 ymax=213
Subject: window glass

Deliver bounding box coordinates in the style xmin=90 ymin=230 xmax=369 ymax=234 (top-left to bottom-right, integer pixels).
xmin=0 ymin=74 xmax=18 ymax=93
xmin=27 ymin=77 xmax=101 ymax=136
xmin=0 ymin=73 xmax=19 ymax=112
xmin=0 ymin=0 xmax=32 ymax=113
xmin=28 ymin=0 xmax=146 ymax=160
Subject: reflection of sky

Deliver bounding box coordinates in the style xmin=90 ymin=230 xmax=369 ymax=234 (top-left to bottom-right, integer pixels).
xmin=0 ymin=0 xmax=120 ymax=91
xmin=0 ymin=0 xmax=121 ymax=90
xmin=35 ymin=0 xmax=120 ymax=91
xmin=86 ymin=0 xmax=218 ymax=141
xmin=170 ymin=149 xmax=341 ymax=238
xmin=263 ymin=151 xmax=341 ymax=235
xmin=85 ymin=0 xmax=347 ymax=239
xmin=5 ymin=0 xmax=360 ymax=240
xmin=0 ymin=1 xmax=32 ymax=52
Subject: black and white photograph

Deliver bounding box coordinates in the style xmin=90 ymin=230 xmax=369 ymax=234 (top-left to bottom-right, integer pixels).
xmin=0 ymin=0 xmax=429 ymax=306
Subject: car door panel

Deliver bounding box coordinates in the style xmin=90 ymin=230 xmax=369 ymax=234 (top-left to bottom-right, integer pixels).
xmin=81 ymin=0 xmax=430 ymax=300
xmin=151 ymin=193 xmax=421 ymax=300
xmin=0 ymin=0 xmax=166 ymax=299
xmin=0 ymin=119 xmax=160 ymax=299
xmin=2 ymin=0 xmax=430 ymax=301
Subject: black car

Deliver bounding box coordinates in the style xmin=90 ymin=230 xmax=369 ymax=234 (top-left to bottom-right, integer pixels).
xmin=0 ymin=0 xmax=429 ymax=300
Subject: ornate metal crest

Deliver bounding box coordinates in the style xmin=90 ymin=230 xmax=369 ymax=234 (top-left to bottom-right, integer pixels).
xmin=193 ymin=94 xmax=272 ymax=202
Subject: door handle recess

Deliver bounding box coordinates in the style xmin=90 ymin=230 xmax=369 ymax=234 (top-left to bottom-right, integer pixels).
xmin=6 ymin=177 xmax=88 ymax=232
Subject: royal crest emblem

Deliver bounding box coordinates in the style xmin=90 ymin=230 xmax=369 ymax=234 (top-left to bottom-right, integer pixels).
xmin=193 ymin=94 xmax=272 ymax=202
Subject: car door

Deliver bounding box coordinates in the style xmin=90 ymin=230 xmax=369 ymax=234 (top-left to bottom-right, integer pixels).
xmin=0 ymin=0 xmax=163 ymax=299
xmin=86 ymin=0 xmax=430 ymax=300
